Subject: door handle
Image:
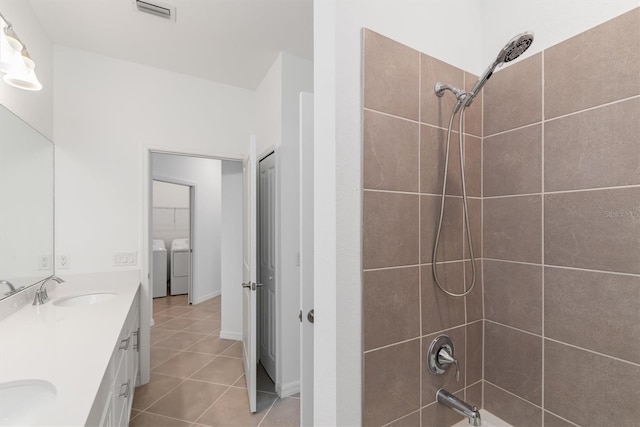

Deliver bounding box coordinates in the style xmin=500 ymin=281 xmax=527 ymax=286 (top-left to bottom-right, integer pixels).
xmin=241 ymin=282 xmax=263 ymax=290
xmin=241 ymin=282 xmax=251 ymax=288
xmin=307 ymin=309 xmax=314 ymax=323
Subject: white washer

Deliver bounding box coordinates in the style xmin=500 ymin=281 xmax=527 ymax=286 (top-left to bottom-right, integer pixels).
xmin=170 ymin=238 xmax=190 ymax=296
xmin=152 ymin=239 xmax=167 ymax=298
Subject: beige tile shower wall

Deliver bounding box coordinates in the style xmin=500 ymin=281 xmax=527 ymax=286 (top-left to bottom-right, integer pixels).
xmin=482 ymin=8 xmax=640 ymax=427
xmin=362 ymin=29 xmax=483 ymax=426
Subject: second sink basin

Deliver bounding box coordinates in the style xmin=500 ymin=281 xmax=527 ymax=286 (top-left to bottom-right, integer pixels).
xmin=54 ymin=292 xmax=118 ymax=307
xmin=0 ymin=379 xmax=56 ymax=426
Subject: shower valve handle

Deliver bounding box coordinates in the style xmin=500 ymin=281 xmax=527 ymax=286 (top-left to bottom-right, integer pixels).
xmin=437 ymin=347 xmax=460 ymax=382
xmin=428 ymin=335 xmax=461 ymax=381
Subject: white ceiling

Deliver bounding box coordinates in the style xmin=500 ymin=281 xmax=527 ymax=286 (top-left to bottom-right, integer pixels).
xmin=27 ymin=0 xmax=313 ymax=90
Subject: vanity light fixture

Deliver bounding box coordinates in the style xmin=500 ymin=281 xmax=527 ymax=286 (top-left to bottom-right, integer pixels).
xmin=0 ymin=12 xmax=42 ymax=91
xmin=3 ymin=23 xmax=22 ymax=51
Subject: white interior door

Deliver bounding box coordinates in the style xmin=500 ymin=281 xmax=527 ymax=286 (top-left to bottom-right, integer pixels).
xmin=188 ymin=185 xmax=194 ymax=304
xmin=242 ymin=137 xmax=258 ymax=413
xmin=299 ymin=92 xmax=314 ymax=426
xmin=258 ymin=153 xmax=277 ymax=381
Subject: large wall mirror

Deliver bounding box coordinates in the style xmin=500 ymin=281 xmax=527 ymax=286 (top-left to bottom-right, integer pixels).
xmin=0 ymin=103 xmax=54 ymax=300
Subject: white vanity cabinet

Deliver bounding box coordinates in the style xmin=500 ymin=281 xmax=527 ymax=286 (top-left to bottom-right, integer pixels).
xmin=87 ymin=289 xmax=140 ymax=427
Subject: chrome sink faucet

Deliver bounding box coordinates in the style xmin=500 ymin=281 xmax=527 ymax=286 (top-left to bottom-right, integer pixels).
xmin=32 ymin=275 xmax=65 ymax=305
xmin=0 ymin=280 xmax=17 ymax=296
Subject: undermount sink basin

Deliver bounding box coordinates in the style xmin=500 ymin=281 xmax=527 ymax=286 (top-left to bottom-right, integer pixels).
xmin=54 ymin=292 xmax=118 ymax=307
xmin=0 ymin=379 xmax=56 ymax=426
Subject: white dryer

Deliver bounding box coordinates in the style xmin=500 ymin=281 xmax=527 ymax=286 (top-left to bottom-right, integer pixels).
xmin=170 ymin=238 xmax=190 ymax=296
xmin=152 ymin=239 xmax=167 ymax=298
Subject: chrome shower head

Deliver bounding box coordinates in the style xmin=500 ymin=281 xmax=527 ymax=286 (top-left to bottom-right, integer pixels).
xmin=464 ymin=31 xmax=534 ymax=107
xmin=498 ymin=32 xmax=535 ymax=63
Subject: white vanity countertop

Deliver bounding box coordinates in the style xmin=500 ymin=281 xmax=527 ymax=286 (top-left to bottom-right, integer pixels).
xmin=0 ymin=270 xmax=140 ymax=426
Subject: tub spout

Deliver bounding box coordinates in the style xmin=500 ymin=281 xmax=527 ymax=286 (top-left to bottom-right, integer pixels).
xmin=436 ymin=388 xmax=481 ymax=426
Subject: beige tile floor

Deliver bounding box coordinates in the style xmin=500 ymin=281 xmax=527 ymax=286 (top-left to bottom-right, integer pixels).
xmin=131 ymin=294 xmax=300 ymax=427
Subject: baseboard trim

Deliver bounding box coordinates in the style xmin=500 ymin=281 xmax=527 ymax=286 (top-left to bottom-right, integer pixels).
xmin=276 ymin=380 xmax=300 ymax=397
xmin=219 ymin=330 xmax=242 ymax=341
xmin=193 ymin=290 xmax=221 ymax=305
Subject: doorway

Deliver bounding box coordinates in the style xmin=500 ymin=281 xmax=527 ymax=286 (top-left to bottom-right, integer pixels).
xmin=137 ymin=148 xmax=298 ymax=424
xmin=151 ymin=180 xmax=193 ymax=302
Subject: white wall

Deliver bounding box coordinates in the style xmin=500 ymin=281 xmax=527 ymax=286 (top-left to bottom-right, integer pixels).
xmin=314 ymin=0 xmax=637 ymax=425
xmin=153 ymin=180 xmax=190 ymax=208
xmin=255 ymin=52 xmax=313 ymax=395
xmin=220 ymin=160 xmax=243 ymax=339
xmin=255 ymin=56 xmax=282 ymax=156
xmin=152 ymin=153 xmax=221 ymax=303
xmin=0 ymin=0 xmax=53 ymax=138
xmin=54 ymin=45 xmax=255 ymax=277
xmin=54 ymin=45 xmax=255 ymax=386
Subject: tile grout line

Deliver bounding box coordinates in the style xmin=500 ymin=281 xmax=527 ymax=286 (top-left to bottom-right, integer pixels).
xmin=483 ymin=183 xmax=640 ymax=199
xmin=483 ymin=257 xmax=640 ymax=278
xmin=484 ymin=380 xmax=543 ymax=410
xmin=363 ymin=188 xmax=482 ymax=199
xmin=363 ymin=259 xmax=478 ymax=273
xmin=485 ymin=318 xmax=545 ymax=339
xmin=136 ymin=377 xmax=188 ymax=413
xmin=192 ymin=381 xmax=235 ymax=426
xmin=256 ymin=395 xmax=281 ymax=427
xmin=487 ymin=318 xmax=640 ymax=368
xmin=544 ymin=336 xmax=640 ymax=368
xmin=462 ymin=70 xmax=468 ymax=403
xmin=483 ymin=92 xmax=640 ymax=140
xmin=138 ymin=410 xmax=196 ymax=425
xmin=417 ymin=51 xmax=423 ymax=427
xmin=540 ymin=51 xmax=546 ymax=424
xmin=361 ymin=36 xmax=366 ymax=426
xmin=362 ymin=106 xmax=483 ymax=139
xmin=543 ymin=410 xmax=581 ymax=427
xmin=543 ymin=93 xmax=640 ymax=124
xmin=381 ymin=409 xmax=422 ymax=427
xmin=484 ymin=120 xmax=542 ymax=139
xmin=480 ymin=78 xmax=485 ymax=411
xmin=363 ymin=320 xmax=483 ymax=354
xmin=144 ymin=296 xmax=275 ymax=426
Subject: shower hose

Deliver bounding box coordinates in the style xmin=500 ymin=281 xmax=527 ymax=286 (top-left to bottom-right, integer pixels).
xmin=431 ymin=102 xmax=477 ymax=297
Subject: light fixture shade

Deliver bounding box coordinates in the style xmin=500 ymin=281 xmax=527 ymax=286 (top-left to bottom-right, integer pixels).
xmin=0 ymin=15 xmax=41 ymax=91
xmin=3 ymin=25 xmax=23 ymax=52
xmin=0 ymin=44 xmax=17 ymax=74
xmin=3 ymin=48 xmax=42 ymax=91
xmin=0 ymin=19 xmax=20 ymax=74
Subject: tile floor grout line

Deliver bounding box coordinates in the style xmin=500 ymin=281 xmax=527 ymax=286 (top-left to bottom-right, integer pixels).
xmin=256 ymin=394 xmax=281 ymax=427
xmin=191 ymin=384 xmax=234 ymax=426
xmin=137 ymin=410 xmax=196 ymax=425
xmin=141 ymin=294 xmax=290 ymax=426
xmin=136 ymin=377 xmax=188 ymax=413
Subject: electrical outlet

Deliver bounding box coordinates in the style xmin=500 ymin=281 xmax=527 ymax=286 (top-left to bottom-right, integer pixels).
xmin=38 ymin=255 xmax=51 ymax=271
xmin=57 ymin=254 xmax=71 ymax=269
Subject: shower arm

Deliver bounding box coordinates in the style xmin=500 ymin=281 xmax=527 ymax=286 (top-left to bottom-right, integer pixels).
xmin=434 ymin=82 xmax=470 ymax=114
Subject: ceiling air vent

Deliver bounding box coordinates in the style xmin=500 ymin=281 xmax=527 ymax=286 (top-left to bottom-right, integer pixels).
xmin=135 ymin=0 xmax=176 ymax=22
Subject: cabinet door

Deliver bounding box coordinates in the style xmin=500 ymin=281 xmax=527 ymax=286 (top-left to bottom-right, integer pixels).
xmin=113 ymin=355 xmax=130 ymax=427
xmin=99 ymin=392 xmax=114 ymax=427
xmin=125 ymin=291 xmax=140 ymax=419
